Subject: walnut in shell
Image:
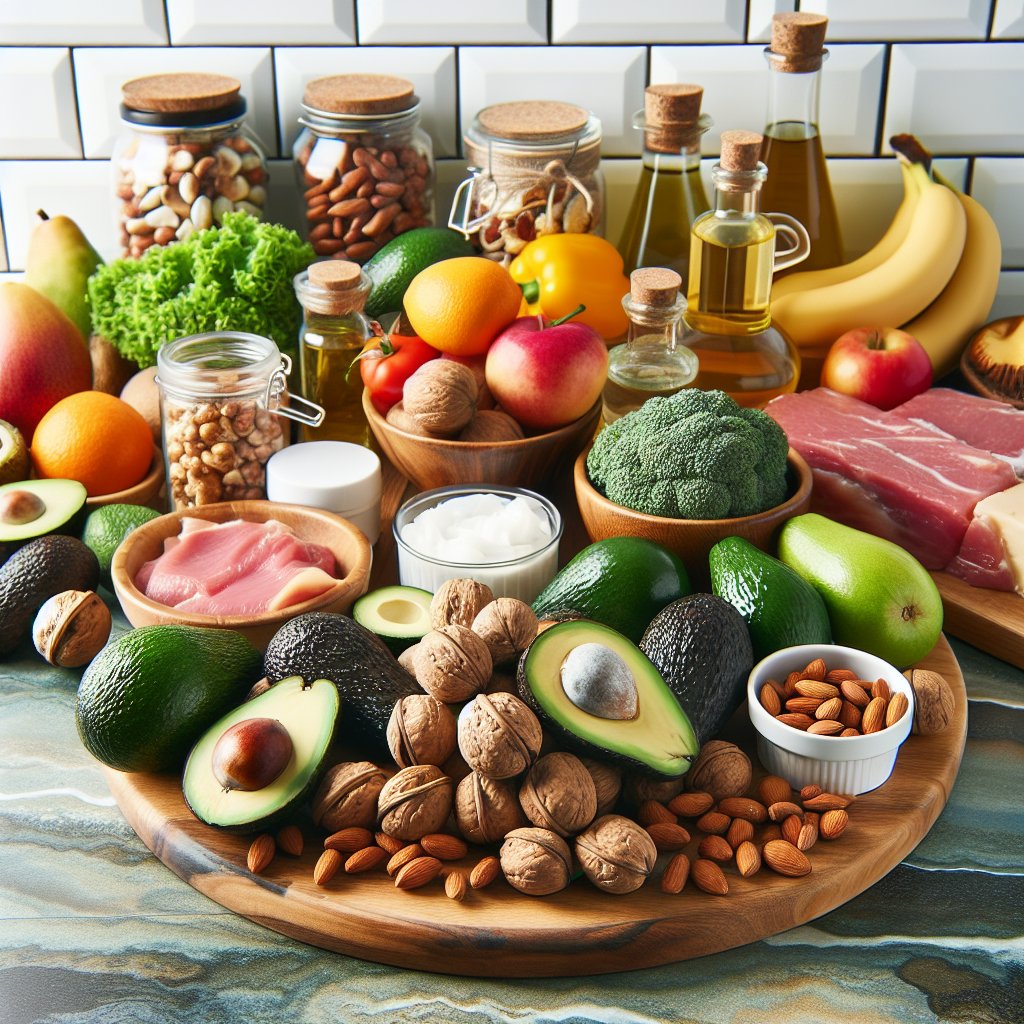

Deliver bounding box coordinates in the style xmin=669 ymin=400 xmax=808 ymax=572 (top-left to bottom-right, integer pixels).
xmin=430 ymin=578 xmax=495 ymax=630
xmin=413 ymin=624 xmax=492 ymax=703
xmin=519 ymin=752 xmax=597 ymax=838
xmin=458 ymin=409 xmax=525 ymax=442
xmin=385 ymin=401 xmax=443 ymax=438
xmin=574 ymin=814 xmax=657 ymax=895
xmin=402 ymin=360 xmax=478 ymax=436
xmin=32 ymin=590 xmax=111 ymax=668
xmin=387 ymin=694 xmax=457 ymax=768
xmin=685 ymin=740 xmax=751 ymax=801
xmin=904 ymin=669 xmax=955 ymax=734
xmin=377 ymin=764 xmax=453 ymax=842
xmin=471 ymin=598 xmax=539 ymax=666
xmin=579 ymin=757 xmax=623 ymax=818
xmin=312 ymin=761 xmax=389 ymax=832
xmin=457 ymin=692 xmax=543 ymax=780
xmin=455 ymin=771 xmax=526 ymax=844
xmin=499 ymin=826 xmax=573 ymax=896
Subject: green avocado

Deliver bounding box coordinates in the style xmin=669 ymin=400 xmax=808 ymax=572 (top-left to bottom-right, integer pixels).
xmin=0 ymin=478 xmax=87 ymax=545
xmin=639 ymin=593 xmax=753 ymax=745
xmin=532 ymin=537 xmax=690 ymax=644
xmin=517 ymin=619 xmax=698 ymax=778
xmin=709 ymin=535 xmax=832 ymax=661
xmin=352 ymin=584 xmax=433 ymax=655
xmin=182 ymin=676 xmax=340 ymax=833
xmin=82 ymin=502 xmax=161 ymax=591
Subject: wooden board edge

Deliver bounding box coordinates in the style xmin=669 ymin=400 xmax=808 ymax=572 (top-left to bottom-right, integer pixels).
xmin=932 ymin=571 xmax=1024 ymax=670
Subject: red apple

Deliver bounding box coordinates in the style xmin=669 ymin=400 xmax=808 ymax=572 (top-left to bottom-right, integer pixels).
xmin=485 ymin=315 xmax=609 ymax=430
xmin=821 ymin=326 xmax=933 ymax=410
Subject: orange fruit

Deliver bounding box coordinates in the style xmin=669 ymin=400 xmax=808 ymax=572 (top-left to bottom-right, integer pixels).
xmin=403 ymin=256 xmax=523 ymax=356
xmin=32 ymin=391 xmax=154 ymax=497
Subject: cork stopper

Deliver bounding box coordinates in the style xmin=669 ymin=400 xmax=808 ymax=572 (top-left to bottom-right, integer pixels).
xmin=476 ymin=101 xmax=589 ymax=142
xmin=309 ymin=260 xmax=363 ymax=291
xmin=642 ymin=84 xmax=705 ymax=154
xmin=630 ymin=268 xmax=682 ymax=307
xmin=300 ymin=261 xmax=368 ymax=314
xmin=719 ymin=131 xmax=763 ymax=172
xmin=122 ymin=73 xmax=241 ymax=113
xmin=769 ymin=12 xmax=828 ymax=73
xmin=303 ymin=74 xmax=416 ymax=116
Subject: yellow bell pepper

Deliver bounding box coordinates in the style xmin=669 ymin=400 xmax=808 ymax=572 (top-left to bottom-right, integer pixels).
xmin=509 ymin=234 xmax=630 ymax=341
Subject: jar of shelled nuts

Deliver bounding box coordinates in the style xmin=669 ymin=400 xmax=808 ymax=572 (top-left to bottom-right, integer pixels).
xmin=293 ymin=74 xmax=435 ymax=263
xmin=112 ymin=73 xmax=269 ymax=259
xmin=449 ymin=100 xmax=605 ymax=264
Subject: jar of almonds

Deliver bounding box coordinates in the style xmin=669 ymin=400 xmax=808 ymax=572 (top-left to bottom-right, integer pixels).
xmin=113 ymin=73 xmax=269 ymax=259
xmin=293 ymin=74 xmax=435 ymax=263
xmin=449 ymin=101 xmax=605 ymax=264
xmin=155 ymin=332 xmax=324 ymax=509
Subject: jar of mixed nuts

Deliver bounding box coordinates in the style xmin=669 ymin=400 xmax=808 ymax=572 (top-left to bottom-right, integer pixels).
xmin=155 ymin=332 xmax=324 ymax=510
xmin=293 ymin=74 xmax=435 ymax=263
xmin=449 ymin=101 xmax=605 ymax=264
xmin=113 ymin=73 xmax=269 ymax=259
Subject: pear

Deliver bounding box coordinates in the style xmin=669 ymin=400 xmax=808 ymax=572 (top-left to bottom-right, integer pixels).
xmin=777 ymin=513 xmax=943 ymax=669
xmin=24 ymin=210 xmax=103 ymax=345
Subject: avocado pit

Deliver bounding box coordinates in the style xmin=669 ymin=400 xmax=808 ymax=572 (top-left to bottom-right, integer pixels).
xmin=211 ymin=717 xmax=294 ymax=792
xmin=0 ymin=488 xmax=46 ymax=526
xmin=560 ymin=642 xmax=639 ymax=720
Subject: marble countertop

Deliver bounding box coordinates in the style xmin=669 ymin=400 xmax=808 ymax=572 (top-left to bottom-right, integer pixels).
xmin=2 ymin=606 xmax=1021 ymax=1024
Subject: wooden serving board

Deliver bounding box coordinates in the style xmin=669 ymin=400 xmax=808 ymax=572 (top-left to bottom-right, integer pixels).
xmin=103 ymin=636 xmax=966 ymax=977
xmin=932 ymin=571 xmax=1024 ymax=670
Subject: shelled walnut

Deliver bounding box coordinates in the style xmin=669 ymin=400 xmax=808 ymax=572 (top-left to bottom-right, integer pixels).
xmin=499 ymin=827 xmax=573 ymax=896
xmin=377 ymin=764 xmax=453 ymax=842
xmin=413 ymin=625 xmax=492 ymax=703
xmin=455 ymin=771 xmax=526 ymax=844
xmin=519 ymin=752 xmax=598 ymax=838
xmin=312 ymin=761 xmax=389 ymax=832
xmin=457 ymin=692 xmax=543 ymax=780
xmin=574 ymin=814 xmax=658 ymax=895
xmin=387 ymin=694 xmax=457 ymax=768
xmin=470 ymin=598 xmax=539 ymax=666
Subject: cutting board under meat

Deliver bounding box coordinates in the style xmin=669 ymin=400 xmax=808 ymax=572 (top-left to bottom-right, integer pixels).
xmin=932 ymin=572 xmax=1024 ymax=669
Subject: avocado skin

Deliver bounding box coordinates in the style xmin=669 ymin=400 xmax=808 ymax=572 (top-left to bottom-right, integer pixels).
xmin=0 ymin=534 xmax=99 ymax=655
xmin=639 ymin=594 xmax=753 ymax=745
xmin=263 ymin=612 xmax=421 ymax=754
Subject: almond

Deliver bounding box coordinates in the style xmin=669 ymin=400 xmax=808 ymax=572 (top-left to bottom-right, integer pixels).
xmin=815 ymin=697 xmax=843 ymax=721
xmin=247 ymin=833 xmax=275 ymax=874
xmin=780 ymin=813 xmax=803 ymax=846
xmin=799 ymin=784 xmax=822 ymax=801
xmin=862 ymin=696 xmax=888 ymax=734
xmin=444 ymin=869 xmax=468 ymax=901
xmin=735 ymin=840 xmax=761 ymax=877
xmin=820 ymin=808 xmax=849 ymax=840
xmin=763 ymin=839 xmax=812 ymax=877
xmin=420 ymin=833 xmax=469 ymax=861
xmin=668 ymin=791 xmax=715 ymax=818
xmin=840 ymin=727 xmax=860 ymax=737
xmin=375 ymin=831 xmax=405 ymax=856
xmin=807 ymin=719 xmax=844 ymax=736
xmin=826 ymin=668 xmax=858 ymax=683
xmin=871 ymin=678 xmax=891 ymax=701
xmin=313 ymin=848 xmax=343 ymax=886
xmin=886 ymin=692 xmax=909 ymax=728
xmin=395 ymin=855 xmax=443 ymax=889
xmin=387 ymin=842 xmax=425 ymax=876
xmin=469 ymin=855 xmax=501 ymax=890
xmin=776 ymin=712 xmax=814 ymax=730
xmin=840 ymin=700 xmax=863 ymax=728
xmin=797 ymin=822 xmax=818 ymax=852
xmin=717 ymin=797 xmax=767 ymax=823
xmin=802 ymin=792 xmax=853 ymax=812
xmin=794 ymin=680 xmax=839 ymax=701
xmin=765 ymin=677 xmax=788 ymax=700
xmin=691 ymin=858 xmax=729 ymax=895
xmin=840 ymin=680 xmax=871 ymax=708
xmin=757 ymin=776 xmax=792 ymax=807
xmin=783 ymin=671 xmax=802 ymax=696
xmin=638 ymin=800 xmax=677 ymax=827
xmin=698 ymin=834 xmax=734 ymax=862
xmin=660 ymin=853 xmax=690 ymax=894
xmin=275 ymin=825 xmax=303 ymax=857
xmin=345 ymin=845 xmax=387 ymax=873
xmin=785 ymin=696 xmax=824 ymax=715
xmin=768 ymin=800 xmax=804 ymax=822
xmin=646 ymin=822 xmax=692 ymax=851
xmin=726 ymin=817 xmax=755 ymax=849
xmin=759 ymin=684 xmax=782 ymax=716
xmin=695 ymin=811 xmax=731 ymax=835
xmin=802 ymin=658 xmax=828 ymax=681
xmin=324 ymin=826 xmax=374 ymax=853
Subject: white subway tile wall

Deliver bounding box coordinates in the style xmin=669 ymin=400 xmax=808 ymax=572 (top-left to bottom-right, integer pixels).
xmin=0 ymin=0 xmax=1021 ymax=324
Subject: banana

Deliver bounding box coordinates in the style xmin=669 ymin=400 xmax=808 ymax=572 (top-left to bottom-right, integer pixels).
xmin=772 ymin=160 xmax=922 ymax=298
xmin=901 ymin=188 xmax=1002 ymax=379
xmin=771 ymin=162 xmax=967 ymax=350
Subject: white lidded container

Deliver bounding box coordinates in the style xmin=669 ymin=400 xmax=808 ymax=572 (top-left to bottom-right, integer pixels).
xmin=266 ymin=441 xmax=381 ymax=544
xmin=747 ymin=643 xmax=915 ymax=796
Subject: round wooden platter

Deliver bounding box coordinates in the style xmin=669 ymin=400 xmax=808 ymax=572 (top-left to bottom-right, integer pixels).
xmin=103 ymin=637 xmax=966 ymax=978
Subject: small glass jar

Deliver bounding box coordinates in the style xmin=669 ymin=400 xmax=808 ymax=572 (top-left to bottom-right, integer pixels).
xmin=113 ymin=73 xmax=268 ymax=259
xmin=155 ymin=332 xmax=324 ymax=510
xmin=293 ymin=74 xmax=435 ymax=264
xmin=450 ymin=101 xmax=604 ymax=264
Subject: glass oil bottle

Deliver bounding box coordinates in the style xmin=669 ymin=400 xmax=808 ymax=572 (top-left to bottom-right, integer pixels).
xmin=683 ymin=130 xmax=809 ymax=408
xmin=760 ymin=11 xmax=843 ymax=274
xmin=618 ymin=84 xmax=712 ymax=280
xmin=293 ymin=260 xmax=373 ymax=445
xmin=603 ymin=267 xmax=696 ymax=424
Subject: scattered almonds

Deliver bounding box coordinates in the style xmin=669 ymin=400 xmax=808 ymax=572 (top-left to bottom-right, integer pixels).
xmin=275 ymin=825 xmax=304 ymax=857
xmin=395 ymin=855 xmax=443 ymax=890
xmin=691 ymin=858 xmax=729 ymax=895
xmin=247 ymin=833 xmax=275 ymax=874
xmin=469 ymin=856 xmax=501 ymax=890
xmin=313 ymin=848 xmax=343 ymax=886
xmin=820 ymin=809 xmax=849 ymax=840
xmin=668 ymin=791 xmax=715 ymax=818
xmin=445 ymin=869 xmax=468 ymax=901
xmin=763 ymin=840 xmax=811 ymax=878
xmin=661 ymin=853 xmax=690 ymax=894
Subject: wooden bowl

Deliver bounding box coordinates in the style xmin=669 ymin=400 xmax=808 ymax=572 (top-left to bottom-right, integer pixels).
xmin=85 ymin=446 xmax=164 ymax=510
xmin=111 ymin=499 xmax=372 ymax=651
xmin=363 ymin=389 xmax=602 ymax=490
xmin=573 ymin=447 xmax=813 ymax=588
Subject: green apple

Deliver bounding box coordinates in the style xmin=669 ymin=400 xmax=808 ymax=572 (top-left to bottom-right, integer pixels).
xmin=777 ymin=513 xmax=943 ymax=668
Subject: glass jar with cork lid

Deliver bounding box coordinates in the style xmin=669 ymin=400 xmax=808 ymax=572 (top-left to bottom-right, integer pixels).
xmin=449 ymin=100 xmax=604 ymax=264
xmin=293 ymin=74 xmax=435 ymax=264
xmin=113 ymin=73 xmax=269 ymax=259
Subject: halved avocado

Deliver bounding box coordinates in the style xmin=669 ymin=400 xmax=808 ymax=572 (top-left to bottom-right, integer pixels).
xmin=0 ymin=479 xmax=87 ymax=544
xmin=517 ymin=620 xmax=698 ymax=778
xmin=352 ymin=585 xmax=433 ymax=655
xmin=182 ymin=676 xmax=339 ymax=833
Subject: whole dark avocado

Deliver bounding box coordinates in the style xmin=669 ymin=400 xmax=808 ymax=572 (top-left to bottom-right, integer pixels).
xmin=639 ymin=593 xmax=753 ymax=745
xmin=263 ymin=612 xmax=421 ymax=754
xmin=0 ymin=534 xmax=99 ymax=655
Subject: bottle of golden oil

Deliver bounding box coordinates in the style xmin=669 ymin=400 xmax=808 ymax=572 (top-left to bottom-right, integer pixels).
xmin=683 ymin=130 xmax=809 ymax=408
xmin=293 ymin=260 xmax=373 ymax=445
xmin=619 ymin=84 xmax=712 ymax=281
xmin=760 ymin=11 xmax=843 ymax=275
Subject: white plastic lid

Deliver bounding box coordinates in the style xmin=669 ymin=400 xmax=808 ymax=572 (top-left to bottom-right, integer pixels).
xmin=266 ymin=441 xmax=382 ymax=512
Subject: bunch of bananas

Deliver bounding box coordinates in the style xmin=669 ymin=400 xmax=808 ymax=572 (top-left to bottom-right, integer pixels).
xmin=772 ymin=137 xmax=1002 ymax=381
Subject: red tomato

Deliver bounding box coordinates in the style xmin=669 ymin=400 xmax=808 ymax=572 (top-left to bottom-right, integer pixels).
xmin=359 ymin=331 xmax=440 ymax=414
